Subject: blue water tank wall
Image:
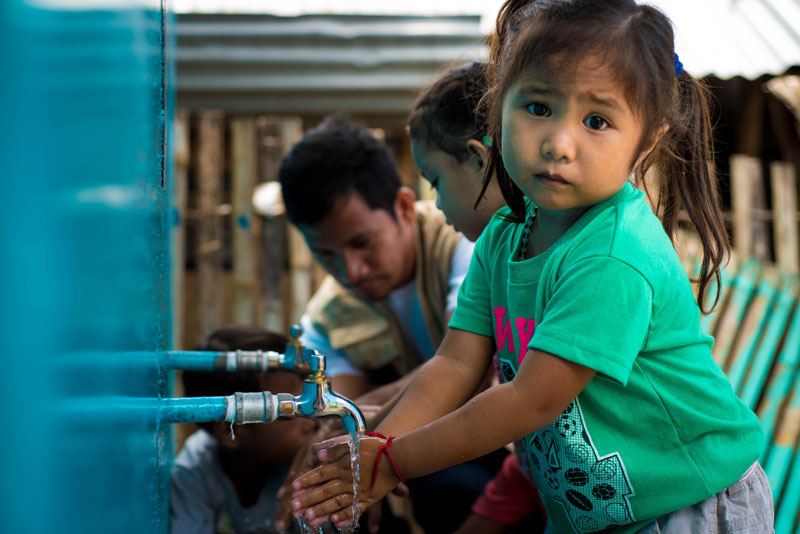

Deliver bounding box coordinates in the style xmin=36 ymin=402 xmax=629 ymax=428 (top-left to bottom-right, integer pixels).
xmin=0 ymin=1 xmax=173 ymax=532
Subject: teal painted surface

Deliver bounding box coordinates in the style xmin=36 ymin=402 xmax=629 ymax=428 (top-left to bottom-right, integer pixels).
xmin=165 ymin=350 xmax=226 ymax=370
xmin=699 ymin=257 xmax=732 ymax=335
xmin=725 ymin=271 xmax=778 ymax=392
xmin=713 ymin=259 xmax=761 ymax=368
xmin=775 ymin=451 xmax=800 ymax=533
xmin=766 ymin=368 xmax=800 ymax=527
xmin=758 ymin=299 xmax=800 ymax=461
xmin=739 ymin=276 xmax=797 ymax=409
xmin=160 ymin=397 xmax=230 ymax=423
xmin=0 ymin=1 xmax=173 ymax=533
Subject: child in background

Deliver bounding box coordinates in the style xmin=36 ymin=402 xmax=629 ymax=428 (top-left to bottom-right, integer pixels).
xmin=410 ymin=60 xmax=545 ymax=533
xmin=170 ymin=325 xmax=317 ymax=534
xmin=291 ymin=1 xmax=773 ymax=532
xmin=408 ymin=61 xmax=505 ymax=243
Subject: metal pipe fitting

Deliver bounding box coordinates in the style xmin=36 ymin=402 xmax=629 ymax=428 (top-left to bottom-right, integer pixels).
xmin=233 ymin=391 xmax=278 ymax=424
xmin=160 ymin=325 xmax=365 ymax=433
xmin=163 ymin=349 xmax=311 ymax=374
xmin=163 ymin=324 xmax=314 ymax=374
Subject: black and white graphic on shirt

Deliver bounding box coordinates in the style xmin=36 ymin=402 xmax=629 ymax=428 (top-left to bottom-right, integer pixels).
xmin=524 ymin=398 xmax=635 ymax=533
xmin=499 ymin=358 xmax=516 ymax=383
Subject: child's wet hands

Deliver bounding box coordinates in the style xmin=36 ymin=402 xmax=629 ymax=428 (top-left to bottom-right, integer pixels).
xmin=291 ymin=434 xmax=402 ymax=529
xmin=274 ymin=419 xmax=351 ymax=529
xmin=310 ymin=435 xmax=352 ymax=464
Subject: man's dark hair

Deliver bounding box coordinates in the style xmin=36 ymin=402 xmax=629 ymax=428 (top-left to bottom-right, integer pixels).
xmin=182 ymin=325 xmax=290 ymax=432
xmin=278 ymin=115 xmax=402 ymax=226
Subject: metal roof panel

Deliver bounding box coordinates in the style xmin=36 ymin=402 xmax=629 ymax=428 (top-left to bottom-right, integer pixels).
xmin=175 ymin=5 xmax=800 ymax=116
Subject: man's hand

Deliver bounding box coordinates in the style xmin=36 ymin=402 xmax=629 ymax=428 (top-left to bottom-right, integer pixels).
xmin=273 ymin=419 xmax=345 ymax=530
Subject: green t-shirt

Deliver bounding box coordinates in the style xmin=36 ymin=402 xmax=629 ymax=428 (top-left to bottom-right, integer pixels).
xmin=450 ymin=183 xmax=763 ymax=533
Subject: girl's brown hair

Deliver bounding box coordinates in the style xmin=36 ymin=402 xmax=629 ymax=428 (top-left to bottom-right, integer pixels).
xmin=408 ymin=61 xmax=489 ymax=162
xmin=481 ymin=0 xmax=728 ymax=312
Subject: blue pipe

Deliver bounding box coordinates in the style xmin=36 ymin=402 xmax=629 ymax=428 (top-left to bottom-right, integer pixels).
xmin=163 ymin=351 xmax=225 ymax=371
xmin=163 ymin=348 xmax=311 ymax=373
xmin=159 ymin=396 xmax=231 ymax=423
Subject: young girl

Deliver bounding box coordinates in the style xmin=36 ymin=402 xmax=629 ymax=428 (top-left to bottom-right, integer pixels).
xmin=408 ymin=61 xmax=506 ymax=242
xmin=292 ymin=1 xmax=774 ymax=532
xmin=410 ymin=60 xmax=545 ymax=534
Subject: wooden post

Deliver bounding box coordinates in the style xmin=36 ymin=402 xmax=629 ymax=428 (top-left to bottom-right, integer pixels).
xmin=731 ymin=155 xmax=770 ymax=260
xmin=194 ymin=109 xmax=225 ymax=346
xmin=257 ymin=117 xmax=303 ymax=333
xmin=735 ymin=80 xmax=765 ymax=157
xmin=231 ymin=117 xmax=259 ymax=324
xmin=287 ymin=225 xmax=314 ymax=327
xmin=766 ymin=76 xmax=800 ymax=118
xmin=172 ymin=108 xmax=189 ymax=350
xmin=771 ymin=162 xmax=799 ymax=272
xmin=278 ymin=118 xmax=310 ymax=329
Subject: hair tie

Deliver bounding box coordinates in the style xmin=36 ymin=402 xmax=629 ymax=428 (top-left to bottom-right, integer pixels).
xmin=482 ymin=135 xmax=493 ymax=148
xmin=674 ymin=53 xmax=683 ymax=76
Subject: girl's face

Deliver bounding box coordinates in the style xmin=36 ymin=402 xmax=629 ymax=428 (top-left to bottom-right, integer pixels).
xmin=500 ymin=55 xmax=646 ymax=216
xmin=411 ymin=137 xmax=499 ymax=242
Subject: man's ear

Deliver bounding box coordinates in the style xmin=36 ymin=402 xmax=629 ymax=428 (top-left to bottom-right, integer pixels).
xmin=466 ymin=139 xmax=489 ymax=171
xmin=211 ymin=421 xmax=241 ymax=450
xmin=394 ymin=186 xmax=417 ymax=225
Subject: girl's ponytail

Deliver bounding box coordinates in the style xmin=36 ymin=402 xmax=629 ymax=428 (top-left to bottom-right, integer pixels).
xmin=646 ymin=73 xmax=728 ymax=313
xmin=479 ymin=0 xmax=540 ymax=220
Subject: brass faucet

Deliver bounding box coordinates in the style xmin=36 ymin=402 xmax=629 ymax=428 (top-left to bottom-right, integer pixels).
xmin=229 ymin=325 xmax=366 ymax=433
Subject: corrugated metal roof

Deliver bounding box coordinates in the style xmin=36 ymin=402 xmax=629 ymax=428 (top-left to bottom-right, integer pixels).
xmin=175 ymin=13 xmax=486 ymax=116
xmin=175 ymin=2 xmax=800 ymax=116
xmin=654 ymin=0 xmax=800 ymax=79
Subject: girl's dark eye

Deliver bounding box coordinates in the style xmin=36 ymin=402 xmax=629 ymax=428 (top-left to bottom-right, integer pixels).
xmin=584 ymin=115 xmax=609 ymax=130
xmin=430 ymin=177 xmax=439 ymax=189
xmin=526 ymin=102 xmax=550 ymax=117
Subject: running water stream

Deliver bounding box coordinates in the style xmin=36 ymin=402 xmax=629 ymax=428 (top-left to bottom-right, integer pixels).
xmin=298 ymin=431 xmax=363 ymax=534
xmin=341 ymin=431 xmax=362 ymax=532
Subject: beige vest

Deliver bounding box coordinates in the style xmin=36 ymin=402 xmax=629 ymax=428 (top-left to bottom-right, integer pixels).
xmin=305 ymin=201 xmax=463 ymax=381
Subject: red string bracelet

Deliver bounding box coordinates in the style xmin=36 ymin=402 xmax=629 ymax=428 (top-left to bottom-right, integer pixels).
xmin=365 ymin=432 xmax=406 ymax=490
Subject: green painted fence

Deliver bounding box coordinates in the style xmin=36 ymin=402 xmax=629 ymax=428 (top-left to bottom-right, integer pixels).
xmin=699 ymin=256 xmax=800 ymax=533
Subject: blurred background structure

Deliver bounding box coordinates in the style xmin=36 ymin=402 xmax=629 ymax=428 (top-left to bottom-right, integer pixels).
xmin=170 ymin=0 xmax=800 ymax=348
xmin=1 ymin=0 xmax=799 ymax=533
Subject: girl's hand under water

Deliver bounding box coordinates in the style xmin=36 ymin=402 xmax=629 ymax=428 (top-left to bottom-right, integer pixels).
xmin=291 ymin=434 xmax=403 ymax=529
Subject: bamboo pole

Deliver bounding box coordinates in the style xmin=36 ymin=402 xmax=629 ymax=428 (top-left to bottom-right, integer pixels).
xmin=731 ymin=155 xmax=769 ymax=260
xmin=256 ymin=117 xmax=304 ymax=333
xmin=770 ymin=162 xmax=799 ymax=272
xmin=194 ymin=109 xmax=225 ymax=346
xmin=231 ymin=117 xmax=259 ymax=324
